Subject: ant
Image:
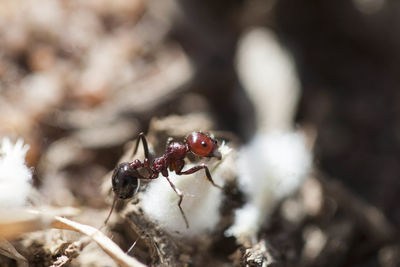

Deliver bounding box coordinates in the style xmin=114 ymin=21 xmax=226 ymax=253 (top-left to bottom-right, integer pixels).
xmin=105 ymin=132 xmax=223 ymax=228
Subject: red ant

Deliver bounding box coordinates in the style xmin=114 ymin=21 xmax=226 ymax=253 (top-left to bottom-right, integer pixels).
xmin=105 ymin=132 xmax=223 ymax=228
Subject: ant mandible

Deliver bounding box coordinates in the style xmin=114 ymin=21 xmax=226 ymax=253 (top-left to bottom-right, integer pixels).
xmin=105 ymin=132 xmax=223 ymax=228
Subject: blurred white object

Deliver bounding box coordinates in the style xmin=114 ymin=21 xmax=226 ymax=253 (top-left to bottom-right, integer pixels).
xmin=0 ymin=138 xmax=32 ymax=208
xmin=140 ymin=143 xmax=232 ymax=237
xmin=229 ymin=27 xmax=312 ymax=243
xmin=236 ymin=27 xmax=300 ymax=132
xmin=352 ymin=0 xmax=385 ymax=14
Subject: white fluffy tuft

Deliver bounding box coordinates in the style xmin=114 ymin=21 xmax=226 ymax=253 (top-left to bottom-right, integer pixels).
xmin=140 ymin=143 xmax=231 ymax=237
xmin=0 ymin=138 xmax=33 ymax=208
xmin=226 ymin=132 xmax=311 ymax=241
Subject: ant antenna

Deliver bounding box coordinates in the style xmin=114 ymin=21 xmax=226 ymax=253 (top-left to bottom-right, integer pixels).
xmin=104 ymin=194 xmax=118 ymax=225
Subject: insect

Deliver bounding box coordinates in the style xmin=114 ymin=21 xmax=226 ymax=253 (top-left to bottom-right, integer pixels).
xmin=105 ymin=132 xmax=223 ymax=228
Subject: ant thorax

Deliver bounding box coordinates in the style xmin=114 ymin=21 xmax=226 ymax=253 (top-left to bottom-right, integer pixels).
xmin=165 ymin=141 xmax=187 ymax=160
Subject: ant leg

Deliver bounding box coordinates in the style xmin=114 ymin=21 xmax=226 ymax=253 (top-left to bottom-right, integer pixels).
xmin=104 ymin=194 xmax=118 ymax=225
xmin=131 ymin=134 xmax=156 ymax=176
xmin=133 ymin=132 xmax=151 ymax=159
xmin=164 ymin=176 xmax=189 ymax=228
xmin=143 ymin=158 xmax=155 ymax=176
xmin=177 ymin=164 xmax=223 ymax=189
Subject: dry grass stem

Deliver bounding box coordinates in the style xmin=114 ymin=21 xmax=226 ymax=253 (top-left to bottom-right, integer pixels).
xmin=51 ymin=216 xmax=146 ymax=267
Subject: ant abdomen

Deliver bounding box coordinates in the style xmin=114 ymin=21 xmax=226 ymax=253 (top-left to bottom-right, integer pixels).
xmin=112 ymin=162 xmax=140 ymax=199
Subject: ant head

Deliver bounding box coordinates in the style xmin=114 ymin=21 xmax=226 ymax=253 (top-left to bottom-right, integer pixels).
xmin=186 ymin=132 xmax=221 ymax=160
xmin=111 ymin=162 xmax=140 ymax=200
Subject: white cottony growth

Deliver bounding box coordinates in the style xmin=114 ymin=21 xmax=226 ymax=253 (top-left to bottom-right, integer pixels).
xmin=236 ymin=27 xmax=300 ymax=132
xmin=0 ymin=138 xmax=32 ymax=208
xmin=226 ymin=132 xmax=311 ymax=241
xmin=140 ymin=168 xmax=222 ymax=236
xmin=140 ymin=143 xmax=231 ymax=237
xmin=232 ymin=27 xmax=312 ymax=243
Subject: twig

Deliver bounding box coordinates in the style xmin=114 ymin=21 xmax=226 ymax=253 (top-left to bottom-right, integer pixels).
xmin=51 ymin=216 xmax=146 ymax=267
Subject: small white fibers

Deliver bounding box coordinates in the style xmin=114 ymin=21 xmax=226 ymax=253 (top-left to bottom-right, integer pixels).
xmin=0 ymin=138 xmax=33 ymax=208
xmin=226 ymin=132 xmax=311 ymax=241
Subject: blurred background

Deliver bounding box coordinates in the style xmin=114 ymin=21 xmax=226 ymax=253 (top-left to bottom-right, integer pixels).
xmin=0 ymin=0 xmax=399 ymax=266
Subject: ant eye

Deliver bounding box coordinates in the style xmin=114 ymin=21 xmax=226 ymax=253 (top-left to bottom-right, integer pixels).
xmin=201 ymin=141 xmax=207 ymax=147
